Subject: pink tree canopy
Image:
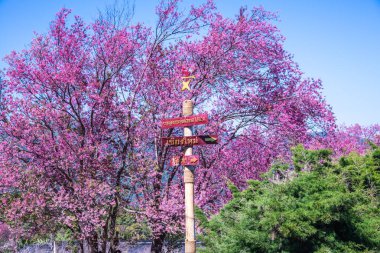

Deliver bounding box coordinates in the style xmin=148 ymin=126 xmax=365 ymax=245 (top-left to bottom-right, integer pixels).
xmin=0 ymin=1 xmax=337 ymax=252
xmin=307 ymin=124 xmax=380 ymax=156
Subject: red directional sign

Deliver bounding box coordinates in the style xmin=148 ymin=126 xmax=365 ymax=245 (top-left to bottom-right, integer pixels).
xmin=161 ymin=114 xmax=208 ymax=129
xmin=161 ymin=135 xmax=218 ymax=146
xmin=170 ymin=155 xmax=200 ymax=166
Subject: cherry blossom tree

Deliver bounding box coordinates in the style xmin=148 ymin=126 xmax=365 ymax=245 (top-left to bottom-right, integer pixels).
xmin=308 ymin=124 xmax=380 ymax=156
xmin=0 ymin=1 xmax=335 ymax=252
xmin=0 ymin=222 xmax=11 ymax=248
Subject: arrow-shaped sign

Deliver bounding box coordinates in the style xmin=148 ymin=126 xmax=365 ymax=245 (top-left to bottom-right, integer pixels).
xmin=161 ymin=135 xmax=218 ymax=146
xmin=161 ymin=114 xmax=208 ymax=129
xmin=170 ymin=155 xmax=200 ymax=166
xmin=205 ymin=136 xmax=217 ymax=142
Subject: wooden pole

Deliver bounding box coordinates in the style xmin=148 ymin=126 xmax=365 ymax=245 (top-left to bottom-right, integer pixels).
xmin=183 ymin=100 xmax=196 ymax=253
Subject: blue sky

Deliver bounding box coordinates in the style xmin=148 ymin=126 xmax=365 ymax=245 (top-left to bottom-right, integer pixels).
xmin=1 ymin=0 xmax=379 ymax=126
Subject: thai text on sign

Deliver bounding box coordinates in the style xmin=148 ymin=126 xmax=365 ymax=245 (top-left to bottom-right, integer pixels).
xmin=161 ymin=114 xmax=208 ymax=129
xmin=161 ymin=135 xmax=218 ymax=146
xmin=170 ymin=155 xmax=199 ymax=166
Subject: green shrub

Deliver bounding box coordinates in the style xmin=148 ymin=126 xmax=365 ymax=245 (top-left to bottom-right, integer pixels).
xmin=199 ymin=145 xmax=380 ymax=253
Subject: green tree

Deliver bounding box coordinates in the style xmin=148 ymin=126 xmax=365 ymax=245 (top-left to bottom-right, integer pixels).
xmin=198 ymin=145 xmax=380 ymax=253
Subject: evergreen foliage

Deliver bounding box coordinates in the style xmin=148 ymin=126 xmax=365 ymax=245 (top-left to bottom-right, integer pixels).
xmin=199 ymin=145 xmax=380 ymax=253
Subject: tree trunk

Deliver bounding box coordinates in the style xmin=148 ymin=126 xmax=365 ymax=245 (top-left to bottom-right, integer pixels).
xmin=109 ymin=231 xmax=120 ymax=253
xmin=101 ymin=212 xmax=110 ymax=253
xmin=79 ymin=240 xmax=84 ymax=253
xmin=88 ymin=232 xmax=99 ymax=253
xmin=151 ymin=233 xmax=166 ymax=253
xmin=108 ymin=197 xmax=119 ymax=253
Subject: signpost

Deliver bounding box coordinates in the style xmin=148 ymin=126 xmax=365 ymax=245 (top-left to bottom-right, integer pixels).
xmin=160 ymin=68 xmax=217 ymax=253
xmin=182 ymin=100 xmax=196 ymax=253
xmin=161 ymin=114 xmax=208 ymax=129
xmin=161 ymin=135 xmax=218 ymax=146
xmin=170 ymin=155 xmax=200 ymax=166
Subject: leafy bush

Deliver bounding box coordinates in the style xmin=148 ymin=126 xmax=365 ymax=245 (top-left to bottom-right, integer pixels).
xmin=198 ymin=145 xmax=380 ymax=253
